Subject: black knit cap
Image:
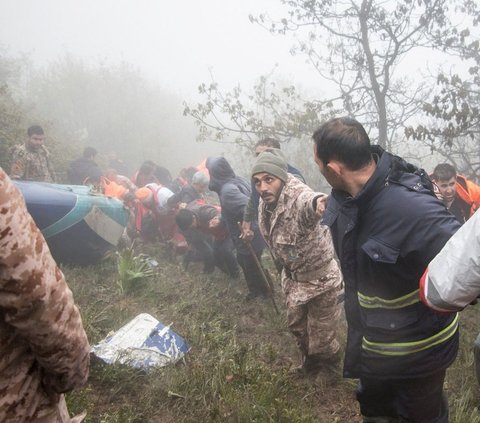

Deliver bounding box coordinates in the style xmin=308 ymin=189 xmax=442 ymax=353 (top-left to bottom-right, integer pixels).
xmin=251 ymin=149 xmax=288 ymax=182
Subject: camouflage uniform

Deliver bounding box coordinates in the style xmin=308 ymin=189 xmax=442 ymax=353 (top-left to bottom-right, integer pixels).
xmin=0 ymin=167 xmax=89 ymax=422
xmin=258 ymin=174 xmax=343 ymax=365
xmin=10 ymin=143 xmax=55 ymax=182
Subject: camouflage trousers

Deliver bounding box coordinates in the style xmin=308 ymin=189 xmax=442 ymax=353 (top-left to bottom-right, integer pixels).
xmin=287 ymin=286 xmax=342 ymax=360
xmin=33 ymin=395 xmax=86 ymax=423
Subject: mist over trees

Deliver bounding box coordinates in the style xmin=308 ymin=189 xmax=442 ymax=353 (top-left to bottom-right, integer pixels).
xmin=0 ymin=51 xmax=220 ymax=180
xmin=185 ymin=0 xmax=480 ymax=179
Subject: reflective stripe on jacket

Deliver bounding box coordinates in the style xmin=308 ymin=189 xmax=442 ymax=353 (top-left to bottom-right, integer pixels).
xmin=322 ymin=146 xmax=460 ymax=379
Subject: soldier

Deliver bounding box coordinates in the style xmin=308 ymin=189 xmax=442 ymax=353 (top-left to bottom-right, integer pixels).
xmin=10 ymin=125 xmax=56 ymax=182
xmin=241 ymin=137 xmax=304 ymax=238
xmin=249 ymin=150 xmax=343 ymax=374
xmin=0 ymin=167 xmax=90 ymax=421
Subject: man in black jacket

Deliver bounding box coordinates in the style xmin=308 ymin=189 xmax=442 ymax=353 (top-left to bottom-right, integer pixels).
xmin=206 ymin=156 xmax=268 ymax=300
xmin=176 ymin=202 xmax=239 ymax=278
xmin=67 ymin=146 xmax=102 ymax=185
xmin=312 ymin=117 xmax=460 ymax=423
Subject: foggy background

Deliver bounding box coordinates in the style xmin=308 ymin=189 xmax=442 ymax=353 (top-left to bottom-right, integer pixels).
xmin=0 ymin=0 xmax=477 ymax=187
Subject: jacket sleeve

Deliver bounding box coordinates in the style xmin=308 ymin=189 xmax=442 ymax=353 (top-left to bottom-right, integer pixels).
xmin=296 ymin=189 xmax=326 ymax=228
xmin=243 ymin=194 xmax=255 ymax=223
xmin=221 ymin=184 xmax=248 ymax=220
xmin=9 ymin=147 xmax=27 ymax=179
xmin=467 ymin=179 xmax=480 ymax=211
xmin=0 ymin=168 xmax=90 ymax=393
xmin=395 ymin=191 xmax=460 ymax=268
xmin=420 ymin=210 xmax=480 ymax=312
xmin=166 ymin=188 xmax=183 ymax=208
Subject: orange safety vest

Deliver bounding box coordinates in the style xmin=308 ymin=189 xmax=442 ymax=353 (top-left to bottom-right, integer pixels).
xmin=101 ymin=177 xmax=128 ymax=200
xmin=456 ymin=175 xmax=480 ymax=218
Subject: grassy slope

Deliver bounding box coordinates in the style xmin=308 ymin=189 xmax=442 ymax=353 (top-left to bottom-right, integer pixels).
xmin=64 ymin=245 xmax=480 ymax=423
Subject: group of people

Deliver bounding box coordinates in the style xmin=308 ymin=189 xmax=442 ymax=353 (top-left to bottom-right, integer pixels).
xmin=3 ymin=118 xmax=480 ymax=422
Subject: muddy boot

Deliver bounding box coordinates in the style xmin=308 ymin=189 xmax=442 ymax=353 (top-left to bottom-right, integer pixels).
xmin=303 ymin=354 xmax=324 ymax=375
xmin=306 ymin=351 xmax=343 ymax=376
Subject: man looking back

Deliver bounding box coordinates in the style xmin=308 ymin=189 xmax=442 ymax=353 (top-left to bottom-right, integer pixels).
xmin=313 ymin=117 xmax=460 ymax=422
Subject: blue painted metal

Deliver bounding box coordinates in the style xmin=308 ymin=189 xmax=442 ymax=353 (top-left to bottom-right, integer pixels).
xmin=13 ymin=180 xmax=129 ymax=265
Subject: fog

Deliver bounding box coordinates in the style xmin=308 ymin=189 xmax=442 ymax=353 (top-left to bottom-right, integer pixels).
xmin=0 ymin=0 xmax=476 ymax=182
xmin=0 ymin=0 xmax=319 ymax=97
xmin=0 ymin=0 xmax=323 ymax=176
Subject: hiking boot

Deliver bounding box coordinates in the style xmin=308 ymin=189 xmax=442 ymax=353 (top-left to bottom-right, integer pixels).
xmin=305 ymin=352 xmax=342 ymax=375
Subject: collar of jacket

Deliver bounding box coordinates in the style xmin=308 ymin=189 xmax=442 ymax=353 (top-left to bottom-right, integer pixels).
xmin=322 ymin=146 xmax=390 ymax=226
xmin=25 ymin=143 xmax=49 ymax=156
xmin=322 ymin=146 xmax=435 ymax=228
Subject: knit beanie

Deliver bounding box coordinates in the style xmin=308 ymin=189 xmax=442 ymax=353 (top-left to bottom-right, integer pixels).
xmin=251 ymin=149 xmax=288 ymax=182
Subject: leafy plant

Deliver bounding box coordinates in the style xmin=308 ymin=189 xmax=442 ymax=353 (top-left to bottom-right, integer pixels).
xmin=116 ymin=243 xmax=157 ymax=295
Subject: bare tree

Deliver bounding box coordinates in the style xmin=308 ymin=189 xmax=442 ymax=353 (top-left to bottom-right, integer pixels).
xmin=186 ymin=0 xmax=476 ymax=152
xmin=407 ymin=8 xmax=480 ymax=177
xmin=184 ymin=69 xmax=337 ymax=149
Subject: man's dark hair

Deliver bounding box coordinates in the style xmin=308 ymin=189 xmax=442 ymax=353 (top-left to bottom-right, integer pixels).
xmin=138 ymin=160 xmax=157 ymax=176
xmin=27 ymin=125 xmax=44 ymax=137
xmin=155 ymin=166 xmax=173 ymax=187
xmin=255 ymin=137 xmax=281 ymax=149
xmin=176 ymin=209 xmax=195 ymax=231
xmin=312 ymin=117 xmax=372 ymax=170
xmin=83 ymin=147 xmax=97 ymax=159
xmin=432 ymin=163 xmax=457 ymax=181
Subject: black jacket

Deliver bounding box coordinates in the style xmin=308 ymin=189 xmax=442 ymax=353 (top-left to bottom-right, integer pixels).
xmin=206 ymin=157 xmax=264 ymax=255
xmin=322 ymin=146 xmax=460 ymax=379
xmin=67 ymin=157 xmax=102 ymax=185
xmin=167 ymin=185 xmax=201 ymax=208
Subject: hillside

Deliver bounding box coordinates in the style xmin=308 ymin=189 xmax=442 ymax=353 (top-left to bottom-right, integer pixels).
xmin=64 ymin=244 xmax=480 ymax=422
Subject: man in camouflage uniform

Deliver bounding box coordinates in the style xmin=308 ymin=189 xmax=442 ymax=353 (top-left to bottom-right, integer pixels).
xmin=249 ymin=150 xmax=343 ymax=374
xmin=10 ymin=125 xmax=55 ymax=182
xmin=0 ymin=167 xmax=90 ymax=422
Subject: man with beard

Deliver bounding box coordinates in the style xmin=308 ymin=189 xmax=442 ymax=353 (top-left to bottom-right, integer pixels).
xmin=251 ymin=149 xmax=343 ymax=374
xmin=10 ymin=125 xmax=56 ymax=182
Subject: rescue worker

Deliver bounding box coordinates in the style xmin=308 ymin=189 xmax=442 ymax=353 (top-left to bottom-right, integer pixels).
xmin=135 ymin=183 xmax=177 ymax=242
xmin=250 ymin=149 xmax=343 ymax=374
xmin=241 ymin=137 xmax=304 ymax=237
xmin=206 ymin=156 xmax=268 ymax=300
xmin=313 ymin=117 xmax=460 ymax=423
xmin=9 ymin=125 xmax=56 ymax=182
xmin=431 ymin=163 xmax=480 ymax=224
xmin=0 ymin=167 xmax=90 ymax=422
xmin=132 ymin=160 xmax=159 ymax=187
xmin=67 ymin=146 xmax=103 ymax=185
xmin=167 ymin=171 xmax=209 ymax=209
xmin=176 ymin=203 xmax=240 ymax=278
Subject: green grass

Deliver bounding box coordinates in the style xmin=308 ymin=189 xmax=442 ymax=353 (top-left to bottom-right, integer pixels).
xmin=63 ymin=244 xmax=480 ymax=422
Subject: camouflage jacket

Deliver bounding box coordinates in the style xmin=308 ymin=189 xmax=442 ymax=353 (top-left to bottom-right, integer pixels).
xmin=10 ymin=143 xmax=55 ymax=182
xmin=0 ymin=168 xmax=90 ymax=422
xmin=258 ymin=174 xmax=342 ymax=307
